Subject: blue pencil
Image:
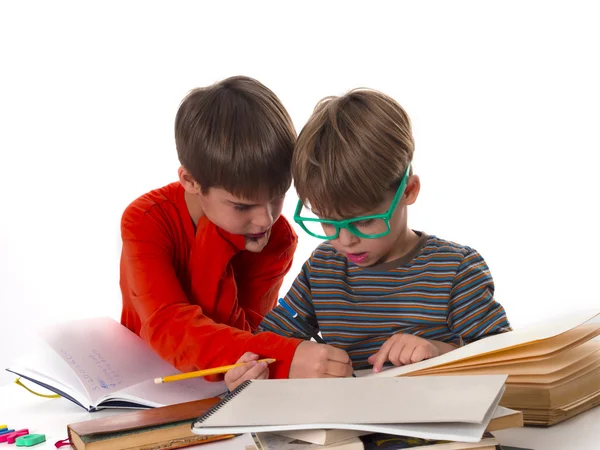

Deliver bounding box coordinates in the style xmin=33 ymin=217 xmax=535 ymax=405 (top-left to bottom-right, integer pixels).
xmin=278 ymin=298 xmax=356 ymax=377
xmin=278 ymin=298 xmax=326 ymax=344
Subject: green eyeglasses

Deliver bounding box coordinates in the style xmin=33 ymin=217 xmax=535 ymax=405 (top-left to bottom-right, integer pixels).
xmin=293 ymin=166 xmax=410 ymax=240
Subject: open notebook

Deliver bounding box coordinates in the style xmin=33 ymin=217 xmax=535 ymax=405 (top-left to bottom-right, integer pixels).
xmin=191 ymin=375 xmax=508 ymax=443
xmin=6 ymin=317 xmax=226 ymax=411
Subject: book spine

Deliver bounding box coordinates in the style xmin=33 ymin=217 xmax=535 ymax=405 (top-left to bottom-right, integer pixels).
xmin=193 ymin=380 xmax=252 ymax=425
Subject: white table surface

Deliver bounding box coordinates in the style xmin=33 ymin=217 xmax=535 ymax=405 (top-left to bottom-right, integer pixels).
xmin=1 ymin=382 xmax=599 ymax=449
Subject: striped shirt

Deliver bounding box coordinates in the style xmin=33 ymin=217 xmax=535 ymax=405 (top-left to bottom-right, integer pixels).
xmin=259 ymin=231 xmax=511 ymax=370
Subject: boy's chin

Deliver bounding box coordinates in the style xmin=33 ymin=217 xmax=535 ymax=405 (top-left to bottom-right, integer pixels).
xmin=243 ymin=230 xmax=271 ymax=252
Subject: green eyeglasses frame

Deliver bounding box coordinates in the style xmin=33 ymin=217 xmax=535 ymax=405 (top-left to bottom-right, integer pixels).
xmin=293 ymin=166 xmax=411 ymax=240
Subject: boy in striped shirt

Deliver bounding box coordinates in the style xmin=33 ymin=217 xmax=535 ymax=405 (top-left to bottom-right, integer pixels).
xmin=225 ymin=88 xmax=510 ymax=388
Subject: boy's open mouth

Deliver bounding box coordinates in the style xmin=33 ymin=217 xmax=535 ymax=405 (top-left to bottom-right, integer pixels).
xmin=346 ymin=252 xmax=368 ymax=264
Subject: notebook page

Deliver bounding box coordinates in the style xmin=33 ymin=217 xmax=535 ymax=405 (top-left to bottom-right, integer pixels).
xmin=414 ymin=322 xmax=600 ymax=375
xmin=6 ymin=342 xmax=92 ymax=408
xmin=110 ymin=377 xmax=226 ymax=408
xmin=39 ymin=316 xmax=225 ymax=405
xmin=193 ymin=375 xmax=507 ymax=427
xmin=416 ymin=339 xmax=600 ymax=376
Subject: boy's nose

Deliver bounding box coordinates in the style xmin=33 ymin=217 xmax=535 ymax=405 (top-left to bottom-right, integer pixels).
xmin=252 ymin=205 xmax=274 ymax=229
xmin=337 ymin=228 xmax=359 ymax=247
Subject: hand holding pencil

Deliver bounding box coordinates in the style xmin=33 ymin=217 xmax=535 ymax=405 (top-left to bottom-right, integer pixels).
xmin=223 ymin=352 xmax=272 ymax=390
xmin=154 ymin=353 xmax=274 ymax=388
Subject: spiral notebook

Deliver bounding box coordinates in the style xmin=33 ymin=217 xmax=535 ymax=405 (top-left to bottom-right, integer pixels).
xmin=191 ymin=375 xmax=507 ymax=443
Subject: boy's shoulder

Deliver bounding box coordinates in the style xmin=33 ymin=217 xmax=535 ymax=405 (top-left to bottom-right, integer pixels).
xmin=122 ymin=182 xmax=182 ymax=220
xmin=419 ymin=233 xmax=479 ymax=259
xmin=310 ymin=241 xmax=345 ymax=261
xmin=121 ymin=182 xmax=185 ymax=237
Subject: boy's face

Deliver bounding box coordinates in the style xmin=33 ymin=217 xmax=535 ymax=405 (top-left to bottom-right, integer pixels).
xmin=198 ymin=187 xmax=285 ymax=252
xmin=323 ymin=176 xmax=420 ymax=267
xmin=179 ymin=167 xmax=285 ymax=253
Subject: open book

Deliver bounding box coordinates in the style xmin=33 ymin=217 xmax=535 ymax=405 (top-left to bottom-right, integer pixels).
xmin=365 ymin=309 xmax=600 ymax=426
xmin=191 ymin=375 xmax=509 ymax=443
xmin=5 ymin=317 xmax=226 ymax=411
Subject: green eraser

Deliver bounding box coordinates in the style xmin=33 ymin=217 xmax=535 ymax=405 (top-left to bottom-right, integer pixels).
xmin=16 ymin=434 xmax=46 ymax=447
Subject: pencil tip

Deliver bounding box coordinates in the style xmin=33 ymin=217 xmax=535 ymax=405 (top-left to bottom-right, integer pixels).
xmin=154 ymin=378 xmax=163 ymax=384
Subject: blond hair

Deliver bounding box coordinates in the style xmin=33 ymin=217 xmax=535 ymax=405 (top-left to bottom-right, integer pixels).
xmin=293 ymin=88 xmax=414 ymax=217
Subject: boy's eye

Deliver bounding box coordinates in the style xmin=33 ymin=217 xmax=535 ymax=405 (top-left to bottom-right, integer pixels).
xmin=234 ymin=205 xmax=251 ymax=212
xmin=353 ymin=219 xmax=374 ymax=226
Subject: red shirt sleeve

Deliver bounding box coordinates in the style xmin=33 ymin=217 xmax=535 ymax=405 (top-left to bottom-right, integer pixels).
xmin=120 ymin=206 xmax=301 ymax=379
xmin=232 ymin=217 xmax=298 ymax=329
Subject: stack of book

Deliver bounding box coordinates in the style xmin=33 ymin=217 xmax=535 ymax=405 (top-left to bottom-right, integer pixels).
xmin=67 ymin=398 xmax=231 ymax=450
xmin=66 ymin=405 xmax=521 ymax=450
xmin=67 ymin=375 xmax=523 ymax=450
xmin=367 ymin=310 xmax=600 ymax=426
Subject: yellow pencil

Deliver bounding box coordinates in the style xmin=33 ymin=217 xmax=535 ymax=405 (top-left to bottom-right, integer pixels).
xmin=154 ymin=358 xmax=276 ymax=384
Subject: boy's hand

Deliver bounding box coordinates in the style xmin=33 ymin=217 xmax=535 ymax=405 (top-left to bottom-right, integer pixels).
xmin=289 ymin=341 xmax=354 ymax=378
xmin=224 ymin=352 xmax=269 ymax=391
xmin=368 ymin=334 xmax=456 ymax=373
xmin=244 ymin=229 xmax=271 ymax=253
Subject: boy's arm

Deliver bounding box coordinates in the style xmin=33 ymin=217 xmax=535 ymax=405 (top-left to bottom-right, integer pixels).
xmin=448 ymin=250 xmax=512 ymax=345
xmin=258 ymin=259 xmax=319 ymax=339
xmin=120 ymin=210 xmax=301 ymax=378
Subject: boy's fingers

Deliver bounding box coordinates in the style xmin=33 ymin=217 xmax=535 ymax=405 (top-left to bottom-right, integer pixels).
xmin=325 ymin=360 xmax=354 ymax=378
xmin=388 ymin=341 xmax=406 ymax=366
xmin=399 ymin=344 xmax=416 ymax=365
xmin=411 ymin=346 xmax=428 ymax=364
xmin=326 ymin=345 xmax=352 ymax=364
xmin=225 ymin=360 xmax=256 ymax=382
xmin=372 ymin=351 xmax=389 ymax=373
xmin=371 ymin=340 xmax=393 ymax=373
xmin=237 ymin=352 xmax=259 ymax=363
xmin=256 ymin=366 xmax=270 ymax=380
xmin=241 ymin=361 xmax=269 ymax=381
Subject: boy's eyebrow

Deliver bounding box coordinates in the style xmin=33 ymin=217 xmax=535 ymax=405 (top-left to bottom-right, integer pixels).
xmin=226 ymin=200 xmax=259 ymax=207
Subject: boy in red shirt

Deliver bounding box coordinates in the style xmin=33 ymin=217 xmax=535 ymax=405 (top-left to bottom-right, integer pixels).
xmin=120 ymin=76 xmax=352 ymax=381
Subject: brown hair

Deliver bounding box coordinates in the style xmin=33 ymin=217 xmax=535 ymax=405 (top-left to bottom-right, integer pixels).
xmin=292 ymin=88 xmax=414 ymax=217
xmin=175 ymin=76 xmax=296 ymax=198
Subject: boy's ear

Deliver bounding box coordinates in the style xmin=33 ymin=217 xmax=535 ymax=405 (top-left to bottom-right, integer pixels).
xmin=178 ymin=166 xmax=201 ymax=195
xmin=403 ymin=175 xmax=421 ymax=206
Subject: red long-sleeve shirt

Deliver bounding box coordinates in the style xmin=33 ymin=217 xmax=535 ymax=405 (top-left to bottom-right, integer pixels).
xmin=120 ymin=182 xmax=301 ymax=379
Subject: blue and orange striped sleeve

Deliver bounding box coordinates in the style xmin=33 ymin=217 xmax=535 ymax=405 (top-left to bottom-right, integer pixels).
xmin=258 ymin=258 xmax=319 ymax=339
xmin=448 ymin=250 xmax=511 ymax=344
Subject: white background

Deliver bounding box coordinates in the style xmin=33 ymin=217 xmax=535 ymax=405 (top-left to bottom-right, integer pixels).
xmin=1 ymin=0 xmax=598 ymax=386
